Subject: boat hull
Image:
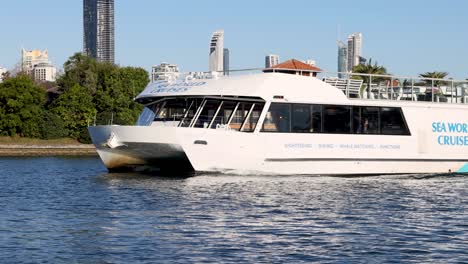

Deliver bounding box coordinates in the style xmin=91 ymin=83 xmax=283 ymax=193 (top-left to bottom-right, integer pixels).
xmin=88 ymin=126 xmax=193 ymax=172
xmin=88 ymin=125 xmax=468 ymax=175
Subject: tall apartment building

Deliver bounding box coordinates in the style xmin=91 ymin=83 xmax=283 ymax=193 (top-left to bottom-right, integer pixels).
xmin=223 ymin=48 xmax=230 ymax=75
xmin=21 ymin=49 xmax=57 ymax=82
xmin=265 ymin=54 xmax=279 ymax=68
xmin=21 ymin=49 xmax=49 ymax=72
xmin=209 ymin=30 xmax=224 ymax=72
xmin=337 ymin=41 xmax=348 ymax=78
xmin=83 ymin=0 xmax=115 ymax=63
xmin=347 ymin=32 xmax=362 ymax=72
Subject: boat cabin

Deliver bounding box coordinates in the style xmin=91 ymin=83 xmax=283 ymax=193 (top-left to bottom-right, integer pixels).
xmin=135 ymin=72 xmax=413 ymax=136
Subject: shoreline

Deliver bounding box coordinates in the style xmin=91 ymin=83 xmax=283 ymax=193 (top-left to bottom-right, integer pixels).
xmin=0 ymin=144 xmax=97 ymax=157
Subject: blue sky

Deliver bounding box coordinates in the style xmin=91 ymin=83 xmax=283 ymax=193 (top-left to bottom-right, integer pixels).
xmin=1 ymin=0 xmax=467 ymax=78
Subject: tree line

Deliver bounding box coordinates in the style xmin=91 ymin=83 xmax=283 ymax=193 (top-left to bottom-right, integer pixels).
xmin=0 ymin=53 xmax=149 ymax=143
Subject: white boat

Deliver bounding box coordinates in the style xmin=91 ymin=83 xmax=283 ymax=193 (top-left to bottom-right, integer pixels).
xmin=88 ymin=70 xmax=468 ymax=175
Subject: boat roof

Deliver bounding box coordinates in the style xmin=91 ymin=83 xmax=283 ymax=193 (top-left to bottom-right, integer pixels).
xmin=135 ymin=72 xmax=348 ymax=104
xmin=135 ymin=72 xmax=468 ymax=109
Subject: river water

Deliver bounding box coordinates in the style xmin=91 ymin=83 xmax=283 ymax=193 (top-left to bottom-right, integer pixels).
xmin=0 ymin=157 xmax=467 ymax=263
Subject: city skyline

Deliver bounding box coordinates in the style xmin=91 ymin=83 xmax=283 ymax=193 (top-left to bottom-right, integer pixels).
xmin=0 ymin=0 xmax=467 ymax=78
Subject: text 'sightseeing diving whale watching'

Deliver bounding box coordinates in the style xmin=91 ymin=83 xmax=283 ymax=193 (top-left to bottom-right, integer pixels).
xmin=88 ymin=62 xmax=468 ymax=175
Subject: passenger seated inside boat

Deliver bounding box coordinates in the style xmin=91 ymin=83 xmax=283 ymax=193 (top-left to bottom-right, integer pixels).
xmin=356 ymin=118 xmax=368 ymax=134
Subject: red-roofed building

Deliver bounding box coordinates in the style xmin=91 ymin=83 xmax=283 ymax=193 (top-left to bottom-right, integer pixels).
xmin=263 ymin=59 xmax=322 ymax=77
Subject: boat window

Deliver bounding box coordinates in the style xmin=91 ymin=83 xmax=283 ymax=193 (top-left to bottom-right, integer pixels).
xmin=229 ymin=102 xmax=253 ymax=130
xmin=242 ymin=103 xmax=265 ymax=132
xmin=136 ymin=102 xmax=164 ymax=126
xmin=137 ymin=106 xmax=156 ymax=126
xmin=292 ymin=104 xmax=312 ymax=133
xmin=261 ymin=103 xmax=291 ymax=132
xmin=323 ymin=105 xmax=351 ymax=134
xmin=311 ymin=105 xmax=323 ymax=133
xmin=155 ymin=99 xmax=193 ymax=122
xmin=259 ymin=102 xmax=409 ymax=136
xmin=179 ymin=98 xmax=204 ymax=127
xmin=193 ymin=100 xmax=222 ymax=128
xmin=352 ymin=106 xmax=380 ymax=134
xmin=137 ymin=104 xmax=156 ymax=126
xmin=380 ymin=107 xmax=410 ymax=135
xmin=210 ymin=101 xmax=238 ymax=129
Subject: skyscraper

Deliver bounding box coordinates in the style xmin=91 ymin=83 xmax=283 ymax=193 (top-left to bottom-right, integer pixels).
xmin=223 ymin=48 xmax=230 ymax=75
xmin=265 ymin=54 xmax=279 ymax=68
xmin=209 ymin=30 xmax=224 ymax=72
xmin=347 ymin=32 xmax=362 ymax=72
xmin=337 ymin=41 xmax=347 ymax=78
xmin=83 ymin=0 xmax=115 ymax=63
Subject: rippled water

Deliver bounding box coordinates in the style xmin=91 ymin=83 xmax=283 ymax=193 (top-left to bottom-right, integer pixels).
xmin=1 ymin=157 xmax=467 ymax=263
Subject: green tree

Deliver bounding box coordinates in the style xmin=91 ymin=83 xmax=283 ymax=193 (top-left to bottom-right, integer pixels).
xmin=58 ymin=53 xmax=99 ymax=93
xmin=50 ymin=84 xmax=96 ymax=142
xmin=93 ymin=66 xmax=149 ymax=125
xmin=352 ymin=59 xmax=388 ymax=98
xmin=57 ymin=53 xmax=149 ymax=127
xmin=0 ymin=75 xmax=46 ymax=137
xmin=419 ymin=71 xmax=448 ymax=87
xmin=39 ymin=111 xmax=69 ymax=139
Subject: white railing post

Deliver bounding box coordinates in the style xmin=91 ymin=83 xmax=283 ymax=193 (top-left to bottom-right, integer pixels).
xmin=431 ymin=80 xmax=435 ymax=102
xmin=346 ymin=78 xmax=350 ymax=98
xmin=452 ymin=80 xmax=455 ymax=104
xmin=390 ymin=77 xmax=394 ymax=100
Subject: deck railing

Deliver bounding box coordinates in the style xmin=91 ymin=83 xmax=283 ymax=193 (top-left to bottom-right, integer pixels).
xmin=318 ymin=71 xmax=468 ymax=104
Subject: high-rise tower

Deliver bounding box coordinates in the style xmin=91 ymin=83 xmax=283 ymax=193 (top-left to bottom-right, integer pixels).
xmin=346 ymin=32 xmax=362 ymax=72
xmin=83 ymin=0 xmax=115 ymax=63
xmin=337 ymin=41 xmax=347 ymax=78
xmin=209 ymin=30 xmax=224 ymax=72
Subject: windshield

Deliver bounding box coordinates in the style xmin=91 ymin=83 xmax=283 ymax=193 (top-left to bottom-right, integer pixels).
xmin=136 ymin=97 xmax=265 ymax=132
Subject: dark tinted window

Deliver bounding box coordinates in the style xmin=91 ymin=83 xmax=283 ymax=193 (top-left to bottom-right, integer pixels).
xmin=380 ymin=107 xmax=410 ymax=135
xmin=352 ymin=106 xmax=380 ymax=134
xmin=311 ymin=105 xmax=323 ymax=133
xmin=323 ymin=105 xmax=351 ymax=134
xmin=292 ymin=104 xmax=311 ymax=133
xmin=262 ymin=103 xmax=291 ymax=132
xmin=259 ymin=103 xmax=409 ymax=136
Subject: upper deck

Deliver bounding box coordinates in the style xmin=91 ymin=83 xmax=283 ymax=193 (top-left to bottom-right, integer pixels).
xmin=136 ymin=72 xmax=348 ymax=105
xmin=136 ymin=69 xmax=468 ymax=108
